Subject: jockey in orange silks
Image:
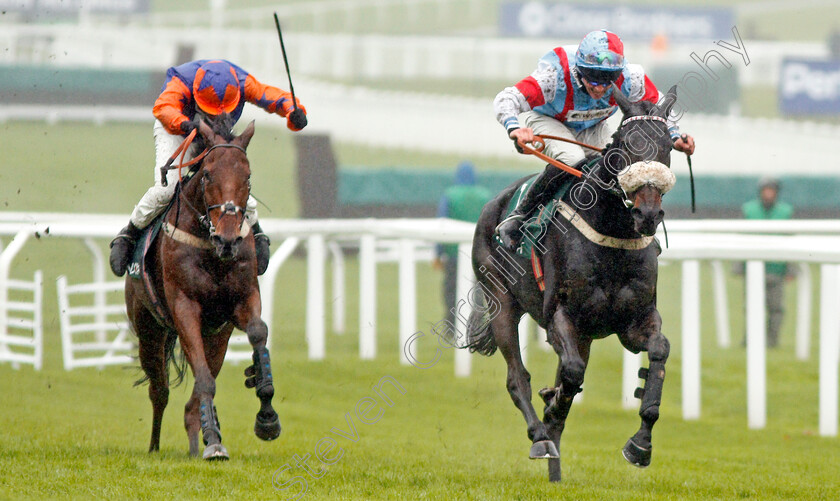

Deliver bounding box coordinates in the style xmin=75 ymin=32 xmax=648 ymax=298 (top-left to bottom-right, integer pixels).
xmin=109 ymin=59 xmax=307 ymax=277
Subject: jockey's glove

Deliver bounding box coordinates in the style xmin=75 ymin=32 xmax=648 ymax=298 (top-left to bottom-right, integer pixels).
xmin=180 ymin=119 xmax=200 ymax=135
xmin=288 ymin=108 xmax=308 ymax=131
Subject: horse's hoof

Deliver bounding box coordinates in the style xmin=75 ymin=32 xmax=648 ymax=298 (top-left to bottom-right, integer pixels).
xmin=622 ymin=438 xmax=651 ymax=468
xmin=203 ymin=443 xmax=229 ymax=461
xmin=529 ymin=440 xmax=559 ymax=459
xmin=255 ymin=413 xmax=281 ymax=441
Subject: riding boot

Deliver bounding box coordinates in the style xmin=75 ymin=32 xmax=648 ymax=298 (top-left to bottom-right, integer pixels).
xmin=109 ymin=221 xmax=143 ymax=277
xmin=496 ymin=162 xmax=579 ymax=252
xmin=251 ymin=222 xmax=271 ymax=276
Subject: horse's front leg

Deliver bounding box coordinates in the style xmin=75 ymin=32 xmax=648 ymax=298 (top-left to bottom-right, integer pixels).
xmin=173 ymin=296 xmax=227 ymax=460
xmin=617 ymin=308 xmax=670 ymax=468
xmin=540 ymin=306 xmax=592 ymax=482
xmin=235 ymin=293 xmax=281 ymax=441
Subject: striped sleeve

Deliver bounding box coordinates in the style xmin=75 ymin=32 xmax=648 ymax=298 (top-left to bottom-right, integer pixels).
xmin=494 ymin=61 xmax=557 ymax=134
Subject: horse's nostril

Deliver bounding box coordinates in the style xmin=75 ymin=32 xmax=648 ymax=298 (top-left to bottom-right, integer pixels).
xmin=658 ymin=210 xmax=665 ymax=219
xmin=630 ymin=207 xmax=642 ymax=218
xmin=211 ymin=235 xmax=223 ymax=245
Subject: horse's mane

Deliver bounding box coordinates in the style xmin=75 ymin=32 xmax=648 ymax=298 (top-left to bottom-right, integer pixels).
xmin=194 ymin=113 xmax=236 ymax=150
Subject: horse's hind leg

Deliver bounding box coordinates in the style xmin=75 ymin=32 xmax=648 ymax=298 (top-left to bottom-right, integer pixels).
xmin=235 ymin=296 xmax=281 ymax=441
xmin=618 ymin=309 xmax=670 ymax=468
xmin=136 ymin=312 xmax=169 ymax=453
xmin=541 ymin=307 xmax=592 ymax=482
xmin=492 ymin=301 xmax=557 ymax=460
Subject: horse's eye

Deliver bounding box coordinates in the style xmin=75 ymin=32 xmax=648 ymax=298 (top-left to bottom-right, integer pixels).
xmin=204 ymin=174 xmax=212 ymax=184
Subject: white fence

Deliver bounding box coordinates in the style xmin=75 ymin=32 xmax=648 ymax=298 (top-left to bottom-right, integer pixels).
xmin=0 ymin=213 xmax=838 ymax=437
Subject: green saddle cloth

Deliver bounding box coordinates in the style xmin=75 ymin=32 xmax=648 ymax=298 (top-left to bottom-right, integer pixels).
xmin=497 ymin=157 xmax=600 ymax=257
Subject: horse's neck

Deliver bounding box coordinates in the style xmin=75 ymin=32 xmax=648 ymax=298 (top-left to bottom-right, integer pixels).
xmin=565 ymin=156 xmax=637 ymax=239
xmin=169 ymin=175 xmax=205 ymax=233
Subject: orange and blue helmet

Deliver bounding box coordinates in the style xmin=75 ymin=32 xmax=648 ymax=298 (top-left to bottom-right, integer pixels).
xmin=575 ymin=30 xmax=626 ymax=86
xmin=193 ymin=60 xmax=241 ymax=115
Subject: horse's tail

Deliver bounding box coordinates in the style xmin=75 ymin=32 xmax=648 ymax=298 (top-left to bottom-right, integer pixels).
xmin=133 ymin=330 xmax=188 ymax=387
xmin=464 ymin=290 xmax=497 ymax=356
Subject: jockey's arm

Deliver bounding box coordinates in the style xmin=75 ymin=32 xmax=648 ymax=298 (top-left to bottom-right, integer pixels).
xmin=152 ymin=78 xmax=193 ymax=135
xmin=494 ymin=60 xmax=557 ymax=150
xmin=243 ymin=74 xmax=307 ymax=131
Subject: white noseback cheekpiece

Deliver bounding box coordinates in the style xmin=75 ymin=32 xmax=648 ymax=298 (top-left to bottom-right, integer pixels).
xmin=617 ymin=161 xmax=676 ymax=195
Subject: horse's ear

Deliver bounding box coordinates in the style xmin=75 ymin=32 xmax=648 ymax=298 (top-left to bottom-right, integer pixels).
xmin=611 ymin=83 xmax=632 ymax=114
xmin=197 ymin=120 xmax=216 ymax=144
xmin=656 ymin=85 xmax=678 ymax=118
xmin=237 ymin=120 xmax=256 ymax=150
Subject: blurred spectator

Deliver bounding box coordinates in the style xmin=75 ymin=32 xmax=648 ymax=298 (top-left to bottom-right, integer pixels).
xmin=741 ymin=176 xmax=794 ymax=348
xmin=434 ymin=161 xmax=492 ymax=329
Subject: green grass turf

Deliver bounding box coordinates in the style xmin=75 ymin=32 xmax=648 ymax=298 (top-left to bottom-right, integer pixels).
xmin=1 ymin=122 xmax=839 ymax=499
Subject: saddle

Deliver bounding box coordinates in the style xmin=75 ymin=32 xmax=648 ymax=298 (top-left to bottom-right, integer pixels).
xmin=127 ymin=169 xmax=201 ymax=328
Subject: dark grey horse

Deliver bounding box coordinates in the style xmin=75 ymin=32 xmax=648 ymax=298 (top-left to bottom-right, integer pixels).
xmin=466 ymin=86 xmax=679 ymax=482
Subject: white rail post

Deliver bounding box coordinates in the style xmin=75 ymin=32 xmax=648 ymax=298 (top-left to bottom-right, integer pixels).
xmin=82 ymin=238 xmax=107 ymax=345
xmin=622 ymin=350 xmax=642 ymax=410
xmin=0 ymin=229 xmax=32 ymax=361
xmin=398 ymin=239 xmax=417 ymax=365
xmin=306 ymin=234 xmax=326 ymax=360
xmin=518 ymin=315 xmax=531 ymax=367
xmin=796 ymin=262 xmax=812 ymax=361
xmin=819 ymin=264 xmax=840 ymax=437
xmin=454 ymin=243 xmax=473 ymax=377
xmin=328 ymin=241 xmax=346 ymax=335
xmin=746 ymin=260 xmax=767 ymax=429
xmin=711 ymin=260 xmax=731 ymax=348
xmin=536 ymin=324 xmax=552 ymax=352
xmin=359 ymin=235 xmax=377 ymax=359
xmin=682 ymin=259 xmax=701 ymax=420
xmin=260 ymin=237 xmax=301 ymax=345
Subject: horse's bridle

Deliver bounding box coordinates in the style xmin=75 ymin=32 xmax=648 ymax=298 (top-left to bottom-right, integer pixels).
xmin=197 ymin=143 xmax=250 ymax=236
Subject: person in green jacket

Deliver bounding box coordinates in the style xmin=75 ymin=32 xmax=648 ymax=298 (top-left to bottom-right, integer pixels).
xmin=433 ymin=161 xmax=493 ymax=333
xmin=742 ymin=176 xmax=794 ymax=348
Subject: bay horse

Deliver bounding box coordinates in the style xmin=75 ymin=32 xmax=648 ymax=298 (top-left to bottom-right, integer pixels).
xmin=466 ymin=86 xmax=680 ymax=481
xmin=125 ymin=118 xmax=280 ymax=460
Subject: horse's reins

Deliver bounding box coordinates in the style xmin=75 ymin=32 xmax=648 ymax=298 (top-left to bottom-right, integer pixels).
xmin=517 ymin=115 xmax=696 ymax=213
xmin=159 ymin=131 xmax=250 ymax=243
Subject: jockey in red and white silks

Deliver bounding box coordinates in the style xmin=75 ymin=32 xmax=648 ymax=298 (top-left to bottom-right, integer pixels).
xmin=493 ymin=29 xmax=695 ymax=252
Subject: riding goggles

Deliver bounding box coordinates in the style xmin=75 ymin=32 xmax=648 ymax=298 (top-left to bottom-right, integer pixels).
xmin=578 ymin=67 xmax=622 ymax=87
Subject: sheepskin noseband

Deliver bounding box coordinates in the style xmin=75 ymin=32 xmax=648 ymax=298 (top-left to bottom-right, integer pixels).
xmin=617 ymin=161 xmax=675 ymax=194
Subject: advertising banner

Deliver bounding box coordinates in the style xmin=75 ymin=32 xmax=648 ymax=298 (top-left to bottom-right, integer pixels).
xmin=499 ymin=2 xmax=734 ymax=42
xmin=779 ymin=59 xmax=840 ymax=115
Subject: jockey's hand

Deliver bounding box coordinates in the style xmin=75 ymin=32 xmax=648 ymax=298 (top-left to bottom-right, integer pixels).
xmin=509 ymin=127 xmax=535 ymax=153
xmin=287 ymin=107 xmax=308 ymax=131
xmin=673 ymin=133 xmax=696 ymax=155
xmin=180 ymin=119 xmax=200 ymax=135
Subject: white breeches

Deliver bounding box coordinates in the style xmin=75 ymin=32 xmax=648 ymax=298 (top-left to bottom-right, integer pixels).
xmin=130 ymin=120 xmax=258 ymax=229
xmin=520 ymin=111 xmax=613 ymax=166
